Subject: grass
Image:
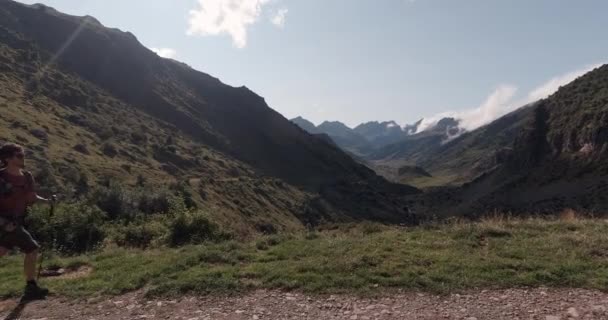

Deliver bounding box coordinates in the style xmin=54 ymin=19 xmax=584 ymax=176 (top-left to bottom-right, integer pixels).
xmin=2 ymin=217 xmax=608 ymax=298
xmin=405 ymin=170 xmax=463 ymax=188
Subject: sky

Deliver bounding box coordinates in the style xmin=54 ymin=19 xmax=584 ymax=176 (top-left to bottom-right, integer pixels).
xmin=15 ymin=0 xmax=608 ymax=130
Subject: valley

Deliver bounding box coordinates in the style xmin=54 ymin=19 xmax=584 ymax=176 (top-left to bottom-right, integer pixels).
xmin=0 ymin=1 xmax=607 ymax=317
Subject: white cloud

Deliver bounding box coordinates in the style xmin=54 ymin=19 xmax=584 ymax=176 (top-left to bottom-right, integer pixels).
xmin=415 ymin=63 xmax=604 ymax=133
xmin=187 ymin=0 xmax=272 ymax=49
xmin=458 ymin=85 xmax=518 ymax=131
xmin=526 ymin=63 xmax=604 ymax=102
xmin=151 ymin=47 xmax=177 ymax=59
xmin=271 ymin=8 xmax=288 ymax=28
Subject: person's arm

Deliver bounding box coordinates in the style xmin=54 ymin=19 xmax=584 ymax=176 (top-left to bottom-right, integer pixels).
xmin=36 ymin=194 xmax=53 ymax=203
xmin=24 ymin=172 xmax=50 ymax=204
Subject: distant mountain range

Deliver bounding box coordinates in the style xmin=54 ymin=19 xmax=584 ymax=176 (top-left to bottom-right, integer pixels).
xmin=292 ymin=104 xmax=544 ymax=188
xmin=296 ymin=63 xmax=608 ymax=217
xmin=290 ymin=115 xmax=468 ymax=184
xmin=290 ymin=116 xmax=443 ymax=154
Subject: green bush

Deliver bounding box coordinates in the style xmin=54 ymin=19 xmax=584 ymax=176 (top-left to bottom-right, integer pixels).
xmin=27 ymin=202 xmax=107 ymax=254
xmin=106 ymin=216 xmax=169 ymax=248
xmin=89 ymin=183 xmax=175 ymax=219
xmin=89 ymin=183 xmax=135 ymax=219
xmin=167 ymin=197 xmax=229 ymax=247
xmin=134 ymin=187 xmax=172 ymax=215
xmin=23 ymin=194 xmax=228 ymax=252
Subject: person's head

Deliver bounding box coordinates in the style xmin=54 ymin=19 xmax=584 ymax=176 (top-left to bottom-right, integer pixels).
xmin=0 ymin=143 xmax=25 ymax=169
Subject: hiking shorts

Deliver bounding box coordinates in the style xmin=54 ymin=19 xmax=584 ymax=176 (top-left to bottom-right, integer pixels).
xmin=0 ymin=226 xmax=40 ymax=254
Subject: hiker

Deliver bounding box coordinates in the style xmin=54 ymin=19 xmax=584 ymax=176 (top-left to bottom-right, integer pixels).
xmin=0 ymin=143 xmax=54 ymax=300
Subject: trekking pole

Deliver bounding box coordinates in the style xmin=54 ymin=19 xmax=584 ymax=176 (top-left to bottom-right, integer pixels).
xmin=37 ymin=196 xmax=56 ymax=281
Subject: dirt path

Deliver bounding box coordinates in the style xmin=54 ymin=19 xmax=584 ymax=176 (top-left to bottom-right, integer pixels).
xmin=1 ymin=288 xmax=607 ymax=320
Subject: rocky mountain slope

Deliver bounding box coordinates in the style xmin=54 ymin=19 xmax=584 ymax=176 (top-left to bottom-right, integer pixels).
xmin=0 ymin=1 xmax=419 ymax=233
xmin=412 ymin=64 xmax=608 ymax=217
xmin=353 ymin=120 xmax=408 ymax=146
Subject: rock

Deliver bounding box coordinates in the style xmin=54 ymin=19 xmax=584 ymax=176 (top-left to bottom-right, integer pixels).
xmin=592 ymin=305 xmax=607 ymax=314
xmin=30 ymin=128 xmax=48 ymax=141
xmin=546 ymin=316 xmax=561 ymax=320
xmin=567 ymin=307 xmax=579 ymax=318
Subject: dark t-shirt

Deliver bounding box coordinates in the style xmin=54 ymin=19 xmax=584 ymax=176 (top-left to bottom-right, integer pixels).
xmin=0 ymin=169 xmax=36 ymax=218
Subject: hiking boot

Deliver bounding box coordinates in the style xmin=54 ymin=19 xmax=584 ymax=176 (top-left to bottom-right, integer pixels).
xmin=22 ymin=281 xmax=49 ymax=301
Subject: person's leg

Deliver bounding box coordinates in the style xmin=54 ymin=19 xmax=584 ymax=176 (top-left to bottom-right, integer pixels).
xmin=14 ymin=227 xmax=40 ymax=280
xmin=24 ymin=249 xmax=38 ymax=282
xmin=15 ymin=227 xmax=48 ymax=299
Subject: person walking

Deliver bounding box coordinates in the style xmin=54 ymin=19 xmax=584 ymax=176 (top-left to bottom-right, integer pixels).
xmin=0 ymin=143 xmax=54 ymax=300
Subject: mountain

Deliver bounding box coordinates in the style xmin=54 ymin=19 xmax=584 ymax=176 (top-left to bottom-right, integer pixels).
xmin=403 ymin=119 xmax=423 ymax=135
xmin=290 ymin=116 xmax=319 ymax=134
xmin=353 ymin=121 xmax=407 ymax=146
xmin=317 ymin=121 xmax=358 ymax=139
xmin=290 ymin=118 xmax=372 ymax=154
xmin=369 ymin=110 xmax=532 ymax=187
xmin=316 ymin=121 xmax=371 ymax=153
xmin=291 ymin=115 xmax=479 ymax=186
xmin=290 ymin=117 xmax=434 ymax=155
xmin=0 ymin=1 xmax=419 ymax=232
xmin=412 ymin=64 xmax=608 ymax=217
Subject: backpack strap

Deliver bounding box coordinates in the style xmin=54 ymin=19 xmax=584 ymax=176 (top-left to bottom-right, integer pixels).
xmin=0 ymin=170 xmax=9 ymax=197
xmin=23 ymin=171 xmax=34 ymax=191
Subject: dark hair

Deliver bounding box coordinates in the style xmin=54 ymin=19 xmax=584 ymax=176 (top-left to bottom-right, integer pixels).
xmin=0 ymin=143 xmax=24 ymax=167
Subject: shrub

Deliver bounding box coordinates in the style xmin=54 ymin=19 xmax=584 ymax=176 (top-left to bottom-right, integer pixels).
xmin=171 ymin=183 xmax=197 ymax=209
xmin=27 ymin=202 xmax=107 ymax=254
xmin=167 ymin=197 xmax=229 ymax=246
xmin=73 ymin=143 xmax=89 ymax=154
xmin=130 ymin=132 xmax=148 ymax=144
xmin=102 ymin=143 xmax=118 ymax=157
xmin=89 ymin=183 xmax=135 ymax=219
xmin=29 ymin=128 xmax=48 ymax=141
xmin=106 ymin=216 xmax=169 ymax=248
xmin=135 ymin=187 xmax=172 ymax=215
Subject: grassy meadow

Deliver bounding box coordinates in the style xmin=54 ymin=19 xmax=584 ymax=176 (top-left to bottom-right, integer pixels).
xmin=2 ymin=215 xmax=608 ymax=298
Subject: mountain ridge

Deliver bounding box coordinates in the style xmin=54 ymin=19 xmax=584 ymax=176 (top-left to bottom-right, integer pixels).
xmin=411 ymin=64 xmax=608 ymax=217
xmin=0 ymin=0 xmax=419 ymax=233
